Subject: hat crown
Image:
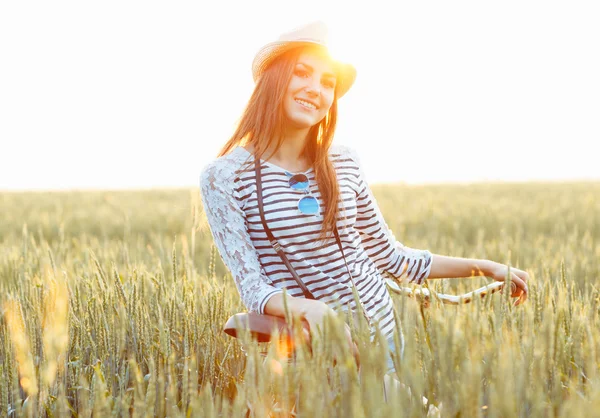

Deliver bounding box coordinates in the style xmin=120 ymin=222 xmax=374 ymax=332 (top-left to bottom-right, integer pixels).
xmin=277 ymin=21 xmax=329 ymax=46
xmin=251 ymin=21 xmax=356 ymax=98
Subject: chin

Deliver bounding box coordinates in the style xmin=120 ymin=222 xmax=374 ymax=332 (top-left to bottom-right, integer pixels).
xmin=287 ymin=114 xmax=319 ymax=129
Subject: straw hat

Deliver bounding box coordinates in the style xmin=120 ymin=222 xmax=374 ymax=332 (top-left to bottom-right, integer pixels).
xmin=251 ymin=21 xmax=357 ymax=98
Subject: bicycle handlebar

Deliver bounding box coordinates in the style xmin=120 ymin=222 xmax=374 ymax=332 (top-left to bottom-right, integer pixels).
xmin=385 ymin=279 xmax=516 ymax=305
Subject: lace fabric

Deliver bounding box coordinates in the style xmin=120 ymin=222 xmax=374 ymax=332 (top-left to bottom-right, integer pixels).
xmin=200 ymin=152 xmax=283 ymax=313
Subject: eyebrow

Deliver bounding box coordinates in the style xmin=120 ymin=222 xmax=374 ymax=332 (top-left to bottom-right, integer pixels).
xmin=296 ymin=62 xmax=336 ymax=79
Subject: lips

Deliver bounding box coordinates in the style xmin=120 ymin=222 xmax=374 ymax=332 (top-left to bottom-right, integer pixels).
xmin=294 ymin=98 xmax=318 ymax=110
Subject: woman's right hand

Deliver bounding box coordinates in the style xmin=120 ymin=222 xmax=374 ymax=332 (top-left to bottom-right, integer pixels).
xmin=264 ymin=294 xmax=360 ymax=366
xmin=298 ymin=298 xmax=335 ymax=332
xmin=294 ymin=298 xmax=360 ymax=367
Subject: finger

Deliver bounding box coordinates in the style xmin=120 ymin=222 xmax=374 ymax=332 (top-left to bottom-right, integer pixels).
xmin=505 ymin=277 xmax=523 ymax=302
xmin=353 ymin=342 xmax=361 ymax=368
xmin=498 ymin=281 xmax=518 ymax=295
xmin=510 ymin=267 xmax=530 ymax=284
xmin=511 ymin=273 xmax=528 ymax=305
xmin=517 ymin=285 xmax=528 ymax=305
xmin=502 ymin=283 xmax=524 ymax=304
xmin=344 ymin=327 xmax=354 ymax=349
xmin=302 ymin=327 xmax=311 ymax=343
xmin=511 ymin=273 xmax=528 ymax=294
xmin=513 ymin=290 xmax=526 ymax=306
xmin=509 ymin=281 xmax=522 ymax=298
xmin=306 ymin=318 xmax=324 ymax=340
xmin=344 ymin=326 xmax=360 ymax=366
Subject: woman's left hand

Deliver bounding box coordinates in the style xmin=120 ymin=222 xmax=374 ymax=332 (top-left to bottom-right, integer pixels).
xmin=487 ymin=262 xmax=529 ymax=306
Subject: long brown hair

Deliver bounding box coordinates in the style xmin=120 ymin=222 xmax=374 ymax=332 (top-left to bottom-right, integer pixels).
xmin=218 ymin=46 xmax=340 ymax=242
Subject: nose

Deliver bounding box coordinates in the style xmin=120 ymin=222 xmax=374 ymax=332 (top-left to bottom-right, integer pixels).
xmin=304 ymin=77 xmax=321 ymax=97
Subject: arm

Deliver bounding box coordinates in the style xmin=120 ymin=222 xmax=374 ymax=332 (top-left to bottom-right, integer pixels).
xmin=349 ymin=148 xmax=432 ymax=285
xmin=427 ymin=254 xmax=529 ymax=304
xmin=200 ymin=163 xmax=282 ymax=314
xmin=427 ymin=254 xmax=496 ymax=279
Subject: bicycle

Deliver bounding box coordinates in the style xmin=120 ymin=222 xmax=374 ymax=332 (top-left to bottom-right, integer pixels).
xmin=223 ymin=278 xmax=516 ymax=417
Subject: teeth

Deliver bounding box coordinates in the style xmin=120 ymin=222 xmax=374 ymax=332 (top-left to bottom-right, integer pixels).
xmin=295 ymin=99 xmax=316 ymax=109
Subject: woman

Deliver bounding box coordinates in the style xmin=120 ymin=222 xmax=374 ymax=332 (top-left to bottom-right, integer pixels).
xmin=200 ymin=21 xmax=529 ymax=376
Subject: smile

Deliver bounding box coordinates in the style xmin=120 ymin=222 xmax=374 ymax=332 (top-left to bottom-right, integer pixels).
xmin=295 ymin=98 xmax=318 ymax=110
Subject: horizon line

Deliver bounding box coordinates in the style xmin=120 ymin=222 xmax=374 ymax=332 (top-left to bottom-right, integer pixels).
xmin=2 ymin=177 xmax=599 ymax=194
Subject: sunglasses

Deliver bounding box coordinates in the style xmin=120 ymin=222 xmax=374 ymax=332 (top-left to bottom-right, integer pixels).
xmin=286 ymin=171 xmax=320 ymax=215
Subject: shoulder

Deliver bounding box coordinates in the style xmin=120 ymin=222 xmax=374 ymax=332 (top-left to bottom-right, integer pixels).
xmin=199 ymin=146 xmax=252 ymax=192
xmin=328 ymin=143 xmax=362 ymax=166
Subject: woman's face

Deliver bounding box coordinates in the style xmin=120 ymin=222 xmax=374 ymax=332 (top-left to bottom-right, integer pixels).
xmin=282 ymin=48 xmax=337 ymax=130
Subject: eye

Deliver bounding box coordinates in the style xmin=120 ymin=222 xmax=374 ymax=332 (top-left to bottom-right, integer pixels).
xmin=294 ymin=69 xmax=310 ymax=78
xmin=322 ymin=79 xmax=336 ymax=89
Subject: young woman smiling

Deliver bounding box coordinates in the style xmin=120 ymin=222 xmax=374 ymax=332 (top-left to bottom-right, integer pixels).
xmin=200 ymin=21 xmax=529 ymax=379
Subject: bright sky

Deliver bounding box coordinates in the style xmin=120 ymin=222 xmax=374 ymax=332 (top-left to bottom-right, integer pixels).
xmin=1 ymin=1 xmax=599 ymax=191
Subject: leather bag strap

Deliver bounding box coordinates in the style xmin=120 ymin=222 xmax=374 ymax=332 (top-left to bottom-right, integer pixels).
xmin=254 ymin=157 xmax=372 ymax=325
xmin=255 ymin=158 xmax=315 ymax=300
xmin=333 ymin=226 xmax=372 ymax=325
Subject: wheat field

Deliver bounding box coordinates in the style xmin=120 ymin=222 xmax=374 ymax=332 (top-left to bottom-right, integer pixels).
xmin=0 ymin=182 xmax=599 ymax=417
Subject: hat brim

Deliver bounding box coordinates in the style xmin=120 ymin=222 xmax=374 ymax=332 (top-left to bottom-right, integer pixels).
xmin=252 ymin=41 xmax=356 ymax=98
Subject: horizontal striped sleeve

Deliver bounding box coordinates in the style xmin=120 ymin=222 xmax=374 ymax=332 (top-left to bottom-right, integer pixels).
xmin=347 ymin=148 xmax=433 ymax=285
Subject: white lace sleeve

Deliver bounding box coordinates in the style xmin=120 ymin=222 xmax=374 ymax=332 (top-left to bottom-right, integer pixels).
xmin=200 ymin=160 xmax=283 ymax=314
xmin=346 ymin=147 xmax=433 ymax=285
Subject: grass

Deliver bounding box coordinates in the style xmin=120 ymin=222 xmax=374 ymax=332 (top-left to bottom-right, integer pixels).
xmin=0 ymin=181 xmax=599 ymax=417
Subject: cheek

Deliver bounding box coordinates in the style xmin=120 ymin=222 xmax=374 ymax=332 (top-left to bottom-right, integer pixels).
xmin=284 ymin=96 xmax=298 ymax=115
xmin=286 ymin=76 xmax=304 ymax=95
xmin=322 ymin=91 xmax=335 ymax=109
xmin=319 ymin=97 xmax=334 ymax=116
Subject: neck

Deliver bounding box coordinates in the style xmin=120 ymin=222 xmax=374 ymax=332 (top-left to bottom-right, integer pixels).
xmin=268 ymin=126 xmax=310 ymax=161
xmin=245 ymin=126 xmax=312 ymax=172
xmin=244 ymin=126 xmax=315 ymax=172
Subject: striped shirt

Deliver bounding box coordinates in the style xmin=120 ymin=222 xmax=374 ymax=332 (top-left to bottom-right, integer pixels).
xmin=199 ymin=144 xmax=432 ymax=339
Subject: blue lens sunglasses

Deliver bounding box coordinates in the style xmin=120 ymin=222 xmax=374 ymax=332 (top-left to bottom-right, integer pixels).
xmin=285 ymin=171 xmax=320 ymax=215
